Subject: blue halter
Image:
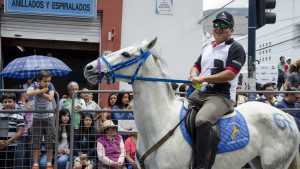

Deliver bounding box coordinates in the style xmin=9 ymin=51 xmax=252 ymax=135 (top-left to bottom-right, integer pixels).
xmin=98 ymin=48 xmax=191 ymax=84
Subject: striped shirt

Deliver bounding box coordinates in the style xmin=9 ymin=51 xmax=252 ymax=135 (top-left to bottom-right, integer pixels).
xmin=0 ymin=107 xmax=25 ymax=146
xmin=30 ymin=82 xmax=55 ymax=119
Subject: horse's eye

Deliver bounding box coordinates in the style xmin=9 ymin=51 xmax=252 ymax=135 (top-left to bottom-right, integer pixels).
xmin=121 ymin=52 xmax=131 ymax=58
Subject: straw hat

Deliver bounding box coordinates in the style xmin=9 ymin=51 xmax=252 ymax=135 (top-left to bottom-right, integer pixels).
xmin=292 ymin=60 xmax=300 ymax=68
xmin=99 ymin=120 xmax=117 ymax=134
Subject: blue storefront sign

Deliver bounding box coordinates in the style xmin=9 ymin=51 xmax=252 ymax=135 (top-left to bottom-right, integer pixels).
xmin=5 ymin=0 xmax=97 ymax=18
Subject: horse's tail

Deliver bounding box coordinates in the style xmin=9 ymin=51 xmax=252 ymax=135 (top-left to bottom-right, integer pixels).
xmin=288 ymin=148 xmax=300 ymax=169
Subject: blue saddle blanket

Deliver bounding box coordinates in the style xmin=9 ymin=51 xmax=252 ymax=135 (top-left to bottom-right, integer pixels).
xmin=180 ymin=105 xmax=250 ymax=154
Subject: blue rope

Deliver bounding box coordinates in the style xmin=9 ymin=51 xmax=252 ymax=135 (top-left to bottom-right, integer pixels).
xmin=115 ymin=74 xmax=191 ymax=84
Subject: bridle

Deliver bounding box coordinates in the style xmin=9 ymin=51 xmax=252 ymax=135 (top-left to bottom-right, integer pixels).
xmin=97 ymin=48 xmax=190 ymax=84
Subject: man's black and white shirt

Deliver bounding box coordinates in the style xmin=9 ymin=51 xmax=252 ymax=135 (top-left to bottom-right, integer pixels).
xmin=194 ymin=38 xmax=246 ymax=101
xmin=0 ymin=105 xmax=25 ymax=146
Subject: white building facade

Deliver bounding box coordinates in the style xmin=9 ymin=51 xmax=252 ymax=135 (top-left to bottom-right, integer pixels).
xmin=120 ymin=0 xmax=203 ymax=89
xmin=238 ymin=0 xmax=300 ymax=67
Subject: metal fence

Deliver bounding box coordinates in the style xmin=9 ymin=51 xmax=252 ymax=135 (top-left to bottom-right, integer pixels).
xmin=69 ymin=90 xmax=135 ymax=169
xmin=0 ymin=89 xmax=60 ymax=169
xmin=0 ymin=89 xmax=298 ymax=169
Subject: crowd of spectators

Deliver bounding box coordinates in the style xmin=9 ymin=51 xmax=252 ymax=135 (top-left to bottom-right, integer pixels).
xmin=0 ymin=71 xmax=137 ymax=169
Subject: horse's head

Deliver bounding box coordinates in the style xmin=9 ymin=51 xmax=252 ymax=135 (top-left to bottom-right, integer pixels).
xmin=84 ymin=37 xmax=157 ymax=85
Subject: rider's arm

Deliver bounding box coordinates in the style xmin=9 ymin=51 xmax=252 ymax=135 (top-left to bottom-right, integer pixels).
xmin=190 ymin=66 xmax=200 ymax=78
xmin=189 ymin=55 xmax=202 ymax=78
xmin=204 ymin=70 xmax=237 ymax=83
xmin=194 ymin=42 xmax=246 ymax=84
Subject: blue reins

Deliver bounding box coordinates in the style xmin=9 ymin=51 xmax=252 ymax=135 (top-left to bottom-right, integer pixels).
xmin=98 ymin=48 xmax=191 ymax=84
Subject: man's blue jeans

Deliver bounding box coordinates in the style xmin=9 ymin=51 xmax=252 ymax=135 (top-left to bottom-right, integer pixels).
xmin=57 ymin=154 xmax=69 ymax=169
xmin=14 ymin=136 xmax=31 ymax=169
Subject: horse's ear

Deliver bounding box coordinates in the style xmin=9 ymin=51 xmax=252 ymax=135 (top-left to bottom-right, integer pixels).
xmin=145 ymin=37 xmax=157 ymax=50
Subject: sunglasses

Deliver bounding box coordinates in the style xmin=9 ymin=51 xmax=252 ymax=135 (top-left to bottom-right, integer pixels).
xmin=213 ymin=22 xmax=231 ymax=29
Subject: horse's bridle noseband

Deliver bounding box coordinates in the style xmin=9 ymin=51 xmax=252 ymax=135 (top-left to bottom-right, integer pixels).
xmin=97 ymin=48 xmax=152 ymax=84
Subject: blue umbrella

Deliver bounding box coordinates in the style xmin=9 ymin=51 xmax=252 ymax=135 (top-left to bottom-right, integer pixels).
xmin=0 ymin=55 xmax=72 ymax=79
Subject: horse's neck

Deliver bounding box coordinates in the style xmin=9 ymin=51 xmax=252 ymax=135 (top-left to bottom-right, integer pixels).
xmin=132 ymin=57 xmax=177 ymax=149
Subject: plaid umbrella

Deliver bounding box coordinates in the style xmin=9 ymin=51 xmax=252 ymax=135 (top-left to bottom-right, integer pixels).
xmin=0 ymin=55 xmax=72 ymax=79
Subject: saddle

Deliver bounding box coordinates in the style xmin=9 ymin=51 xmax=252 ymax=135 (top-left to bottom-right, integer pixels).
xmin=185 ymin=102 xmax=234 ymax=145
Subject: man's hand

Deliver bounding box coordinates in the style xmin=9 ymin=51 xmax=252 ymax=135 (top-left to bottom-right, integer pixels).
xmin=189 ymin=76 xmax=202 ymax=84
xmin=74 ymin=105 xmax=82 ymax=110
xmin=0 ymin=140 xmax=7 ymax=150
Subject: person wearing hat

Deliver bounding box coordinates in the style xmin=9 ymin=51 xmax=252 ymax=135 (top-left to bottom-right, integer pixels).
xmin=96 ymin=120 xmax=126 ymax=169
xmin=188 ymin=11 xmax=246 ymax=169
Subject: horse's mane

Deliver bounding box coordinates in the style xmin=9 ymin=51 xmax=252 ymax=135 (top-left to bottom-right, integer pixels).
xmin=151 ymin=50 xmax=175 ymax=100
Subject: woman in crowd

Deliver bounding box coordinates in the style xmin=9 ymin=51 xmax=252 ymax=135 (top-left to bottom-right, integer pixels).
xmin=96 ymin=120 xmax=126 ymax=169
xmin=96 ymin=93 xmax=117 ymax=126
xmin=125 ymin=134 xmax=138 ymax=169
xmin=111 ymin=93 xmax=134 ymax=124
xmin=73 ymin=113 xmax=97 ymax=169
xmin=57 ymin=109 xmax=71 ymax=169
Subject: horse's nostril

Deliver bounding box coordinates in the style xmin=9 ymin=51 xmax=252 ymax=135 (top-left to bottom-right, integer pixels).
xmin=86 ymin=65 xmax=94 ymax=71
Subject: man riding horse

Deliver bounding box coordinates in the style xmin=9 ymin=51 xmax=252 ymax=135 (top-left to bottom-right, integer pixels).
xmin=188 ymin=11 xmax=246 ymax=169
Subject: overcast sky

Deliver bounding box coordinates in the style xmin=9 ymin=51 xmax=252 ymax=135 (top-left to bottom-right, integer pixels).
xmin=204 ymin=0 xmax=248 ymax=10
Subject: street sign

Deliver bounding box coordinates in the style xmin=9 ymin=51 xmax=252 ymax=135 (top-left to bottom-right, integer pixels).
xmin=5 ymin=0 xmax=97 ymax=18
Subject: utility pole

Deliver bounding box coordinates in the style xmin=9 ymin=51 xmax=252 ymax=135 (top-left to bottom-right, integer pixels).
xmin=248 ymin=0 xmax=257 ymax=101
xmin=248 ymin=0 xmax=276 ymax=101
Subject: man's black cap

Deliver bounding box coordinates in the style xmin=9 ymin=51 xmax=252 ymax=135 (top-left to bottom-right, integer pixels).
xmin=213 ymin=11 xmax=235 ymax=27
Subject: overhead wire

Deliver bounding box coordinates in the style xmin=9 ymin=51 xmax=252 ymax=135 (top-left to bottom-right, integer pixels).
xmin=199 ymin=0 xmax=236 ymax=24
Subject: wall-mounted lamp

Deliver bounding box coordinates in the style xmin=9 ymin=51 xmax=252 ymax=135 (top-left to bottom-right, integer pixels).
xmin=108 ymin=28 xmax=115 ymax=42
xmin=82 ymin=38 xmax=88 ymax=42
xmin=14 ymin=34 xmax=22 ymax=38
xmin=17 ymin=46 xmax=25 ymax=52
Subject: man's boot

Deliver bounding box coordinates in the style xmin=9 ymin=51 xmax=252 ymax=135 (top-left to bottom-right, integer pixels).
xmin=193 ymin=121 xmax=214 ymax=169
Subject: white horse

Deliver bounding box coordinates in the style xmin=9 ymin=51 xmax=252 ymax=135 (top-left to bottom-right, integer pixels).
xmin=84 ymin=37 xmax=300 ymax=169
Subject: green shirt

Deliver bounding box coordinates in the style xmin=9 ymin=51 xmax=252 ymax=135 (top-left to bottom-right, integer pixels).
xmin=59 ymin=98 xmax=86 ymax=129
xmin=278 ymin=63 xmax=287 ymax=76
